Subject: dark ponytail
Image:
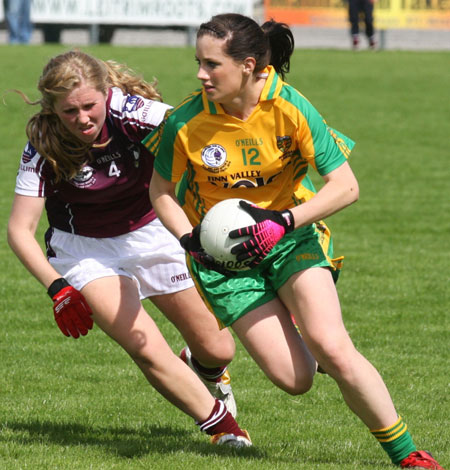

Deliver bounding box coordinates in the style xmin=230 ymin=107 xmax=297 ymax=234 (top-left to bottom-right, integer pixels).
xmin=198 ymin=14 xmax=294 ymax=80
xmin=261 ymin=19 xmax=294 ymax=80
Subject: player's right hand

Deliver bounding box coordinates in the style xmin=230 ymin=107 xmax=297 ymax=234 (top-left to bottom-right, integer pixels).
xmin=180 ymin=225 xmax=236 ymax=277
xmin=48 ymin=279 xmax=93 ymax=338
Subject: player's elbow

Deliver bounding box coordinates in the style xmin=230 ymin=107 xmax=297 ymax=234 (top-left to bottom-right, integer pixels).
xmin=6 ymin=224 xmax=22 ymax=255
xmin=6 ymin=221 xmax=17 ymax=250
xmin=348 ymin=179 xmax=359 ymax=204
xmin=342 ymin=168 xmax=359 ymax=206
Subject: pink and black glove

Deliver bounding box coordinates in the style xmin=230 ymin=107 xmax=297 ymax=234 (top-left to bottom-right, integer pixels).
xmin=180 ymin=225 xmax=235 ymax=277
xmin=229 ymin=200 xmax=295 ymax=267
xmin=48 ymin=278 xmax=93 ymax=339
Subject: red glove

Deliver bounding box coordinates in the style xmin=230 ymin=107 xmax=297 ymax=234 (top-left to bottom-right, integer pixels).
xmin=48 ymin=278 xmax=93 ymax=338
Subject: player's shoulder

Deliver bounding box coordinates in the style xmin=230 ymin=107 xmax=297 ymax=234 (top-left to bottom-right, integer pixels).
xmin=164 ymin=90 xmax=204 ymax=127
xmin=19 ymin=141 xmax=46 ymax=168
xmin=108 ymin=87 xmax=148 ymax=115
xmin=279 ymin=83 xmax=313 ymax=110
xmin=108 ymin=86 xmax=130 ymax=111
xmin=276 ymin=83 xmax=324 ymax=127
xmin=16 ymin=141 xmax=52 ymax=194
xmin=108 ymin=87 xmax=171 ymax=127
xmin=142 ymin=91 xmax=203 ymax=152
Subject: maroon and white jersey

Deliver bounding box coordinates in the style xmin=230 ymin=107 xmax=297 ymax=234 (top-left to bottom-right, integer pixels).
xmin=15 ymin=87 xmax=171 ymax=237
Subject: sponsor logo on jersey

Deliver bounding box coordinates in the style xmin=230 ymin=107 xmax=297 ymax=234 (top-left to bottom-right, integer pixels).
xmin=19 ymin=164 xmax=38 ymax=174
xmin=22 ymin=143 xmax=37 ymax=164
xmin=123 ymin=95 xmax=144 ymax=113
xmin=71 ymin=165 xmax=96 ymax=188
xmin=96 ymin=152 xmax=121 ymax=164
xmin=201 ymin=144 xmax=230 ymax=173
xmin=235 ymin=137 xmax=263 ymax=147
xmin=141 ymin=101 xmax=154 ymax=122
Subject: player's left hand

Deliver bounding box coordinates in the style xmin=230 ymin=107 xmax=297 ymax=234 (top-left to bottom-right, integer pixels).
xmin=229 ymin=200 xmax=294 ymax=266
xmin=180 ymin=225 xmax=236 ymax=277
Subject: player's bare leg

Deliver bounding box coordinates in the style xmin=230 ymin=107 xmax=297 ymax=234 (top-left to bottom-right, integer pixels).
xmin=278 ymin=267 xmax=398 ymax=429
xmin=278 ymin=267 xmax=444 ymax=466
xmin=80 ymin=276 xmax=214 ymax=416
xmin=80 ymin=275 xmax=251 ymax=447
xmin=151 ymin=287 xmax=235 ymax=367
xmin=152 ymin=287 xmax=237 ymax=417
xmin=231 ymin=297 xmax=316 ymax=394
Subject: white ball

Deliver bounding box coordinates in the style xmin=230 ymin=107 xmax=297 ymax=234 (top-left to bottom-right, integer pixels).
xmin=200 ymin=199 xmax=256 ymax=271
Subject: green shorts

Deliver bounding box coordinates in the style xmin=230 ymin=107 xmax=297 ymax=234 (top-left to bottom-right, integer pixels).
xmin=187 ymin=221 xmax=343 ymax=327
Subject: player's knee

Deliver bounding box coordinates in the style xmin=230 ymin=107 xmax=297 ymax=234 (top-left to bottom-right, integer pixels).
xmin=120 ymin=332 xmax=158 ymax=368
xmin=281 ymin=378 xmax=313 ymax=396
xmin=128 ymin=348 xmax=158 ymax=371
xmin=190 ymin=343 xmax=235 ymax=367
xmin=314 ymin=340 xmax=358 ymax=380
xmin=271 ymin=370 xmax=314 ymax=395
xmin=189 ymin=334 xmax=236 ymax=367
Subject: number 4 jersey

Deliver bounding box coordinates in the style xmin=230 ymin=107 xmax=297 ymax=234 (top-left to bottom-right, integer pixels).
xmin=15 ymin=87 xmax=171 ymax=237
xmin=144 ymin=66 xmax=355 ymax=227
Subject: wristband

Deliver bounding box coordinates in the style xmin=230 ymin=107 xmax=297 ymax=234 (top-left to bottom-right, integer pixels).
xmin=281 ymin=209 xmax=295 ymax=231
xmin=179 ymin=233 xmax=190 ymax=250
xmin=47 ymin=277 xmax=70 ymax=298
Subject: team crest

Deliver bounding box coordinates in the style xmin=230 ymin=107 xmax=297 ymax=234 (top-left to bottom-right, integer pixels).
xmin=128 ymin=144 xmax=141 ymax=168
xmin=21 ymin=142 xmax=37 ymax=164
xmin=201 ymin=144 xmax=230 ymax=173
xmin=123 ymin=95 xmax=144 ymax=113
xmin=276 ymin=135 xmax=292 ymax=153
xmin=71 ymin=166 xmax=96 ymax=188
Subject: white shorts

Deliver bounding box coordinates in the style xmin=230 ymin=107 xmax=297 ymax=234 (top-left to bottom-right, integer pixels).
xmin=47 ymin=218 xmax=194 ymax=299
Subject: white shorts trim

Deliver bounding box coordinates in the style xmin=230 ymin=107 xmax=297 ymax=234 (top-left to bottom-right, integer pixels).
xmin=47 ymin=218 xmax=194 ymax=299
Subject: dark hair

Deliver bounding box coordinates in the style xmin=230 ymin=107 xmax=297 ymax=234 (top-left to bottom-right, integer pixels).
xmin=197 ymin=13 xmax=294 ymax=80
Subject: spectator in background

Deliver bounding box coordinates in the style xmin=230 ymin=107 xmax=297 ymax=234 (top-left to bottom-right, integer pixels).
xmin=348 ymin=0 xmax=376 ymax=50
xmin=5 ymin=0 xmax=32 ymax=44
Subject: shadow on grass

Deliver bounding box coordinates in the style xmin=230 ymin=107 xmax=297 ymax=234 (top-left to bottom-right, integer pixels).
xmin=0 ymin=419 xmax=264 ymax=460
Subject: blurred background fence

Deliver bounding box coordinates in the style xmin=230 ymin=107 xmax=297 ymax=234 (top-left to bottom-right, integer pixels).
xmin=0 ymin=0 xmax=449 ymax=49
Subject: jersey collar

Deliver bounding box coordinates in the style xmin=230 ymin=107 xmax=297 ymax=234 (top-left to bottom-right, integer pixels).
xmin=201 ymin=66 xmax=283 ymax=115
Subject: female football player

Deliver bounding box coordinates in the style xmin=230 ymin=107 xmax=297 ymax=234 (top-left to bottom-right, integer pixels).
xmin=7 ymin=50 xmax=250 ymax=446
xmin=147 ymin=13 xmax=444 ymax=468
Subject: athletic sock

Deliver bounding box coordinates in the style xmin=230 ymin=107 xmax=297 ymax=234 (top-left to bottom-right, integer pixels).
xmin=371 ymin=416 xmax=417 ymax=465
xmin=190 ymin=355 xmax=227 ymax=382
xmin=197 ymin=399 xmax=246 ymax=437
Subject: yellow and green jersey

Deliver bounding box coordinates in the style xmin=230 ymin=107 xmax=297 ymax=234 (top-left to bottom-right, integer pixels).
xmin=143 ymin=66 xmax=355 ymax=226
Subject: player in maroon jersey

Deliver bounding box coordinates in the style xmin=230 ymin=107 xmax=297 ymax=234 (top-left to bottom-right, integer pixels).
xmin=7 ymin=50 xmax=249 ymax=447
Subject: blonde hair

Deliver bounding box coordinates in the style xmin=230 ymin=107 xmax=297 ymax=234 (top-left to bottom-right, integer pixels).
xmin=20 ymin=50 xmax=162 ymax=182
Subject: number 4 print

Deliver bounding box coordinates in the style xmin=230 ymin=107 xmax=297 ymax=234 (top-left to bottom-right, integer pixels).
xmin=108 ymin=161 xmax=121 ymax=177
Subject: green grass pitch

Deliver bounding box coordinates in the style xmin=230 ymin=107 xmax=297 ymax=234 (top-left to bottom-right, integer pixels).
xmin=0 ymin=44 xmax=448 ymax=470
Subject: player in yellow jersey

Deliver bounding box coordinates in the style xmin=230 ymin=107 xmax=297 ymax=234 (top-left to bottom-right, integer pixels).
xmin=147 ymin=13 xmax=445 ymax=469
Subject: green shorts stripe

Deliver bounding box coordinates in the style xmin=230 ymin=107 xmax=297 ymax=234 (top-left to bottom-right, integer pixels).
xmin=188 ymin=221 xmax=343 ymax=327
